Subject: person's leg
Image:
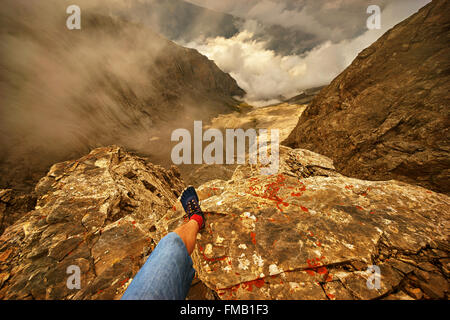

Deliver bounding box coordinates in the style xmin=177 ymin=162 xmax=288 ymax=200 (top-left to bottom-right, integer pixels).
xmin=121 ymin=230 xmax=196 ymax=300
xmin=121 ymin=186 xmax=204 ymax=300
xmin=174 ymin=219 xmax=199 ymax=255
xmin=121 ymin=207 xmax=203 ymax=299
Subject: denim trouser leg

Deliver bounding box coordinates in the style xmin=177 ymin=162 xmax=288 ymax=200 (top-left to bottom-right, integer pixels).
xmin=121 ymin=232 xmax=195 ymax=300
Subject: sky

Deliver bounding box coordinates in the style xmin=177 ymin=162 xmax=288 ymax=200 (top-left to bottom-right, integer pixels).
xmin=182 ymin=0 xmax=431 ymax=105
xmin=54 ymin=0 xmax=431 ymax=104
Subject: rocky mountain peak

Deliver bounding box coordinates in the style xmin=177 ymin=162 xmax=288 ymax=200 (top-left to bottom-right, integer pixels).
xmin=283 ymin=0 xmax=450 ymax=194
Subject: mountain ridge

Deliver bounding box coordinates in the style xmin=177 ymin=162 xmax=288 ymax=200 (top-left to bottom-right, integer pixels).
xmin=283 ymin=0 xmax=450 ymax=194
xmin=0 ymin=2 xmax=245 ymax=193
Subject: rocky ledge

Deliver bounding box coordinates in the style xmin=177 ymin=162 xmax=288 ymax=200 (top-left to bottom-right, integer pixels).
xmin=0 ymin=145 xmax=448 ymax=300
xmin=0 ymin=146 xmax=184 ymax=299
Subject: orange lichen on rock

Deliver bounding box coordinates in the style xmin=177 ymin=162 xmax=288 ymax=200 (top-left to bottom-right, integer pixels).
xmin=250 ymin=232 xmax=256 ymax=245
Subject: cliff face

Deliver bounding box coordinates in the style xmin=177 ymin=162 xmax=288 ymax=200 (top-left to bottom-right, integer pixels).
xmin=0 ymin=1 xmax=244 ymax=193
xmin=283 ymin=0 xmax=450 ymax=194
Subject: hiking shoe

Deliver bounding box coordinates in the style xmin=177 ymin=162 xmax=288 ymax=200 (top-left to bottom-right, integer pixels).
xmin=180 ymin=186 xmax=205 ymax=229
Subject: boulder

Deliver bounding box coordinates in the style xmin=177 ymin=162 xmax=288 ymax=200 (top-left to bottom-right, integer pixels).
xmin=0 ymin=146 xmax=185 ymax=299
xmin=162 ymin=146 xmax=449 ymax=299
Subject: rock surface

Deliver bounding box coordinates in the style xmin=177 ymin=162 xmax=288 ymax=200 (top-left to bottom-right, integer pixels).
xmin=284 ymin=0 xmax=450 ymax=194
xmin=283 ymin=86 xmax=327 ymax=106
xmin=0 ymin=146 xmax=185 ymax=299
xmin=1 ymin=144 xmax=449 ymax=300
xmin=163 ymin=146 xmax=449 ymax=300
xmin=0 ymin=190 xmax=36 ymax=236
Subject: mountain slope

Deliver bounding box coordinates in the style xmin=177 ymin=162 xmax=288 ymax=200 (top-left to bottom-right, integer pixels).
xmin=0 ymin=1 xmax=244 ymax=193
xmin=0 ymin=146 xmax=185 ymax=299
xmin=283 ymin=0 xmax=450 ymax=194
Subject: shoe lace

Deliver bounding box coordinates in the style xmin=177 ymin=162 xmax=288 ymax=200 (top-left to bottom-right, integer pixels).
xmin=187 ymin=199 xmax=202 ymax=217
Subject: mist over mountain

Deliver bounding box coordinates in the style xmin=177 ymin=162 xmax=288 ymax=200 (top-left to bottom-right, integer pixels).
xmin=181 ymin=0 xmax=432 ymax=104
xmin=0 ymin=0 xmax=244 ymax=192
xmin=0 ymin=0 xmax=437 ymax=191
xmin=0 ymin=0 xmax=436 ymax=191
xmin=114 ymin=0 xmax=241 ymax=41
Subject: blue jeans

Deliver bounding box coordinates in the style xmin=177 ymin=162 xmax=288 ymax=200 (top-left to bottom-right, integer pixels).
xmin=121 ymin=232 xmax=195 ymax=300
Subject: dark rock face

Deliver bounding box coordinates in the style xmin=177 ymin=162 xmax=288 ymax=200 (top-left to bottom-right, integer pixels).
xmin=0 ymin=146 xmax=185 ymax=299
xmin=283 ymin=86 xmax=327 ymax=106
xmin=0 ymin=145 xmax=448 ymax=300
xmin=283 ymin=0 xmax=450 ymax=194
xmin=0 ymin=190 xmax=36 ymax=235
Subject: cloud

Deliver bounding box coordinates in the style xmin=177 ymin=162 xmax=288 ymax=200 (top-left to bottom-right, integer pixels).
xmin=186 ymin=0 xmax=387 ymax=42
xmin=182 ymin=0 xmax=431 ymax=105
xmin=0 ymin=0 xmax=240 ymax=190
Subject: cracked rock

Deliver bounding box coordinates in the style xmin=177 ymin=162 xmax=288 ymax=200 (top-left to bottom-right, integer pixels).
xmin=0 ymin=146 xmax=184 ymax=299
xmin=163 ymin=146 xmax=449 ymax=300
